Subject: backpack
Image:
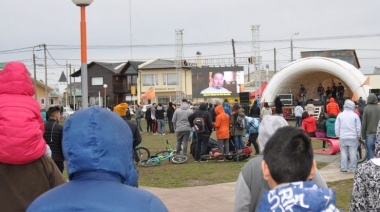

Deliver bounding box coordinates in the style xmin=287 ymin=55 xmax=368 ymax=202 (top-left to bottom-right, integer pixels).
xmin=235 ymin=114 xmax=246 ymax=130
xmin=193 ymin=116 xmax=206 ymax=133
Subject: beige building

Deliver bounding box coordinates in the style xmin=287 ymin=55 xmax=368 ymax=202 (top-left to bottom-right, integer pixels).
xmin=138 ymin=58 xmax=192 ymax=104
xmin=32 ymin=79 xmax=56 ymax=109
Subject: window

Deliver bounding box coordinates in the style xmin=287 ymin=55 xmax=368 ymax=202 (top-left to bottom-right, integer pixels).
xmin=163 ymin=73 xmax=177 ymax=86
xmin=91 ymin=77 xmax=103 ymax=86
xmin=50 ymin=99 xmax=54 ymax=105
xmin=41 ymin=98 xmax=45 ymax=105
xmin=142 ymin=74 xmax=158 ymax=86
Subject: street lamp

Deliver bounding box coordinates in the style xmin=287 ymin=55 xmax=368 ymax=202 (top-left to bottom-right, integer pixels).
xmin=103 ymin=84 xmax=107 ymax=108
xmin=290 ymin=32 xmax=299 ymax=62
xmin=72 ymin=0 xmax=94 ymax=109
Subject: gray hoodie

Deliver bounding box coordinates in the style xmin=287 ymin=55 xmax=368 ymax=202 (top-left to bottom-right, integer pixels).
xmin=234 ymin=115 xmax=328 ymax=212
xmin=172 ymin=103 xmax=193 ymax=132
xmin=362 ymin=93 xmax=380 ymax=138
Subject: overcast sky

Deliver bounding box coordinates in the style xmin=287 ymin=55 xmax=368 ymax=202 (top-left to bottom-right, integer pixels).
xmin=1 ymin=0 xmax=380 ymax=85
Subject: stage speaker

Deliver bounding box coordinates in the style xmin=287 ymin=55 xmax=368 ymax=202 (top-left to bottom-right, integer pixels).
xmin=239 ymin=92 xmax=250 ymax=104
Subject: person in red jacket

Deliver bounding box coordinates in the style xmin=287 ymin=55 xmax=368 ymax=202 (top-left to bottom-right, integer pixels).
xmin=326 ymin=97 xmax=340 ymax=116
xmin=302 ymin=111 xmax=317 ymax=137
xmin=214 ymin=105 xmax=231 ymax=156
xmin=0 ymin=62 xmax=65 ymax=211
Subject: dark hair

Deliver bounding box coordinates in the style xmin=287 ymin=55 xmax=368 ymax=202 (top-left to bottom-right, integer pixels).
xmin=232 ymin=104 xmax=240 ymax=112
xmin=47 ymin=106 xmax=60 ymax=118
xmin=211 ymin=71 xmax=224 ymax=78
xmin=264 ymin=102 xmax=269 ymax=108
xmin=328 ymin=113 xmax=336 ymax=118
xmin=301 ymin=111 xmax=309 ymax=120
xmin=297 ymin=101 xmax=302 ymax=106
xmin=263 ymin=126 xmax=313 ymax=184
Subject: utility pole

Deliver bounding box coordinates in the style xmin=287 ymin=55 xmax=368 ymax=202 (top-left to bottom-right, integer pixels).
xmin=291 ymin=32 xmax=299 ymax=62
xmin=43 ymin=44 xmax=48 ymax=108
xmin=232 ymin=39 xmax=236 ymax=66
xmin=66 ymin=61 xmax=68 ymax=107
xmin=274 ymin=48 xmax=277 ymax=74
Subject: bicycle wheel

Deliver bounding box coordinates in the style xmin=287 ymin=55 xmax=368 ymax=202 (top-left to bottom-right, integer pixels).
xmin=233 ymin=153 xmax=250 ymax=161
xmin=357 ymin=140 xmax=367 ymax=164
xmin=139 ymin=158 xmax=160 ymax=167
xmin=171 ymin=155 xmax=188 ymax=164
xmin=200 ymin=154 xmax=216 ymax=161
xmin=155 ymin=150 xmax=171 ymax=157
xmin=136 ymin=147 xmax=150 ymax=161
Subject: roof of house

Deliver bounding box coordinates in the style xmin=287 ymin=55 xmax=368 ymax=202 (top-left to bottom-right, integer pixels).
xmin=58 ymin=71 xmax=67 ymax=82
xmin=71 ymin=61 xmax=125 ymax=77
xmin=118 ymin=61 xmax=145 ymax=74
xmin=139 ymin=58 xmax=174 ymax=69
xmin=300 ymin=49 xmax=360 ymax=69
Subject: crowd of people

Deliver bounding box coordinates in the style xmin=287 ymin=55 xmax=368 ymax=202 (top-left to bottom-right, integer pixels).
xmin=298 ymin=82 xmax=346 ymax=106
xmin=1 ymin=61 xmax=380 ymax=211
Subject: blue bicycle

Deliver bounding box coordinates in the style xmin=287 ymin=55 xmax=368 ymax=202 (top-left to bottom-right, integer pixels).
xmin=139 ymin=140 xmax=188 ymax=167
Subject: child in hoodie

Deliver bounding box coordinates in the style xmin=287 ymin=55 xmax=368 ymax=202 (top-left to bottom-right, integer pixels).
xmin=234 ymin=116 xmax=327 ymax=212
xmin=301 ymin=111 xmax=317 ymax=137
xmin=258 ymin=126 xmax=339 ymax=211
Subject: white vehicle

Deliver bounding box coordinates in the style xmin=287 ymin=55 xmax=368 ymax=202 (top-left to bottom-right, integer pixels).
xmin=63 ymin=107 xmax=75 ymax=119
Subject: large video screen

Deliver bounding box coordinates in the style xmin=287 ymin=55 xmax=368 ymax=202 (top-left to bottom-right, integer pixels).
xmin=192 ymin=66 xmax=244 ymax=98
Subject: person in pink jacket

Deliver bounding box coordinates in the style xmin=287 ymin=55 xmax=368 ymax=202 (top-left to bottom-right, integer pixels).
xmin=0 ymin=61 xmax=65 ymax=211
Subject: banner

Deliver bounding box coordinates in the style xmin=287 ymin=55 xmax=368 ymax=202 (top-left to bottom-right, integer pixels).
xmin=140 ymin=87 xmax=155 ymax=102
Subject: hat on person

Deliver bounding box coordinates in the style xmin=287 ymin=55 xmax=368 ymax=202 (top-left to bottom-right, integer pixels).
xmin=258 ymin=115 xmax=289 ymax=153
xmin=113 ymin=103 xmax=128 ymax=116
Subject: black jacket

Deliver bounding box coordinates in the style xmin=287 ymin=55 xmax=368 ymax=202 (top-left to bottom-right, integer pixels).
xmin=123 ymin=117 xmax=142 ymax=148
xmin=43 ymin=119 xmax=64 ymax=161
xmin=166 ymin=106 xmax=175 ymax=120
xmin=145 ymin=108 xmax=152 ymax=121
xmin=188 ymin=103 xmax=213 ymax=135
xmin=249 ymin=104 xmax=261 ymax=118
xmin=155 ymin=107 xmax=165 ymax=120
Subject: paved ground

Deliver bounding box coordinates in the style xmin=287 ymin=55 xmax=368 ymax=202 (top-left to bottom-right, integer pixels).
xmin=141 ymin=153 xmax=355 ymax=212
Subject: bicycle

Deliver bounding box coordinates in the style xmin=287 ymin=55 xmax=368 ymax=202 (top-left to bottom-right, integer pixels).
xmin=134 ymin=145 xmax=151 ymax=163
xmin=139 ymin=140 xmax=188 ymax=167
xmin=200 ymin=150 xmax=250 ymax=162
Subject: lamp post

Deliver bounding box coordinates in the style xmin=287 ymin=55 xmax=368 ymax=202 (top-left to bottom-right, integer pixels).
xmin=290 ymin=32 xmax=299 ymax=62
xmin=72 ymin=0 xmax=94 ymax=109
xmin=103 ymin=84 xmax=107 ymax=108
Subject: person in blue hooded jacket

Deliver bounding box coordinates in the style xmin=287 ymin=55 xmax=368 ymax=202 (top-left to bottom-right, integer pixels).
xmin=27 ymin=107 xmax=168 ymax=212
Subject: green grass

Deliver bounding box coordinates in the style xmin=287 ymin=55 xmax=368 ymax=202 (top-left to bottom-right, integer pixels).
xmin=327 ymin=179 xmax=354 ymax=211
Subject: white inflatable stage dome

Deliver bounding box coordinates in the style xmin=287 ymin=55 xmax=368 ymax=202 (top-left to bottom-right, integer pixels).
xmin=261 ymin=57 xmax=370 ymax=105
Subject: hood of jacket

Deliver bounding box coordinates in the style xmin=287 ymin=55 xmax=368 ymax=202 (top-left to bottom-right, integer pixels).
xmin=0 ymin=62 xmax=46 ymax=164
xmin=259 ymin=181 xmax=338 ymax=211
xmin=215 ymin=105 xmax=225 ymax=115
xmin=63 ymin=107 xmax=138 ymax=187
xmin=367 ymin=93 xmax=378 ymax=104
xmin=258 ymin=115 xmax=288 ymax=152
xmin=343 ymin=99 xmax=355 ymax=111
xmin=199 ymin=102 xmax=208 ymax=111
xmin=180 ymin=102 xmax=190 ymax=110
xmin=157 ymin=105 xmax=163 ymax=110
xmin=329 ymin=97 xmax=336 ymax=103
xmin=303 ymin=116 xmax=316 ymax=124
